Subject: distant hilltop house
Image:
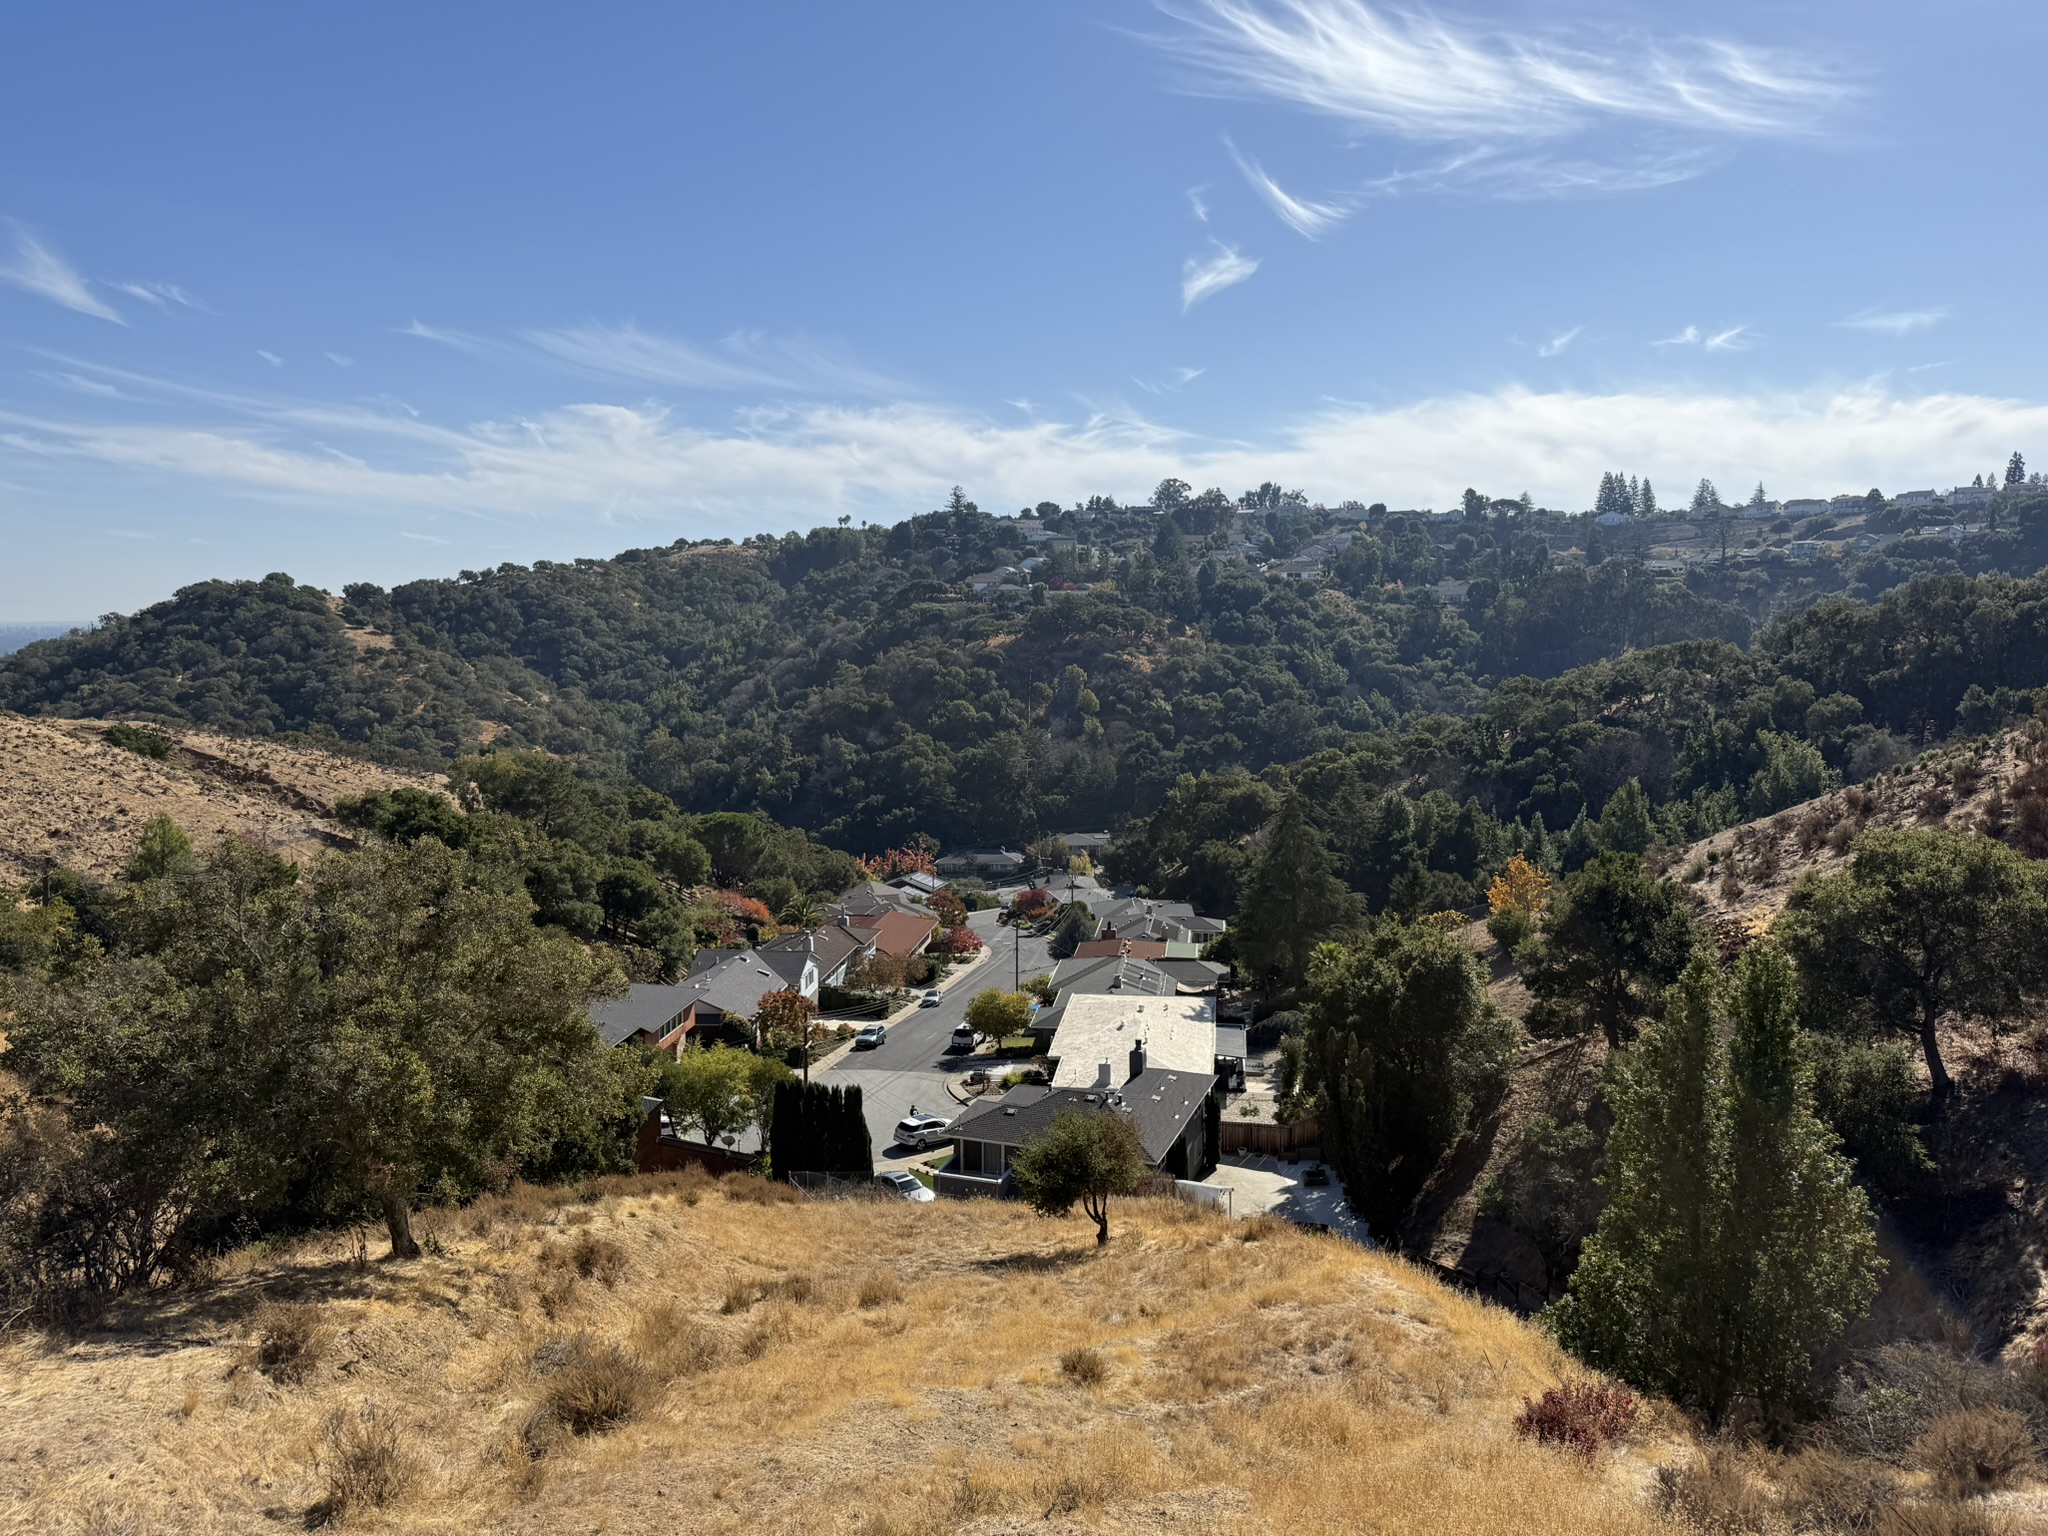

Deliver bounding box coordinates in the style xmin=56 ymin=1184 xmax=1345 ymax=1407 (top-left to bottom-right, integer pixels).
xmin=1894 ymin=489 xmax=1940 ymax=508
xmin=1592 ymin=510 xmax=1633 ymax=528
xmin=1949 ymin=485 xmax=1997 ymax=509
xmin=1781 ymin=498 xmax=1830 ymax=519
xmin=1786 ymin=540 xmax=1839 ymax=562
xmin=590 ymin=947 xmax=808 ymax=1056
xmin=1738 ymin=500 xmax=1780 ymax=520
xmin=968 ymin=568 xmax=1023 ymax=598
xmin=1269 ymin=555 xmax=1325 ymax=581
xmin=1829 ymin=493 xmax=1870 ymax=515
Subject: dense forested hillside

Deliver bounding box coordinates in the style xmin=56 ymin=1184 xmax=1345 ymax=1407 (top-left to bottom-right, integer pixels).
xmin=7 ymin=486 xmax=2048 ymax=855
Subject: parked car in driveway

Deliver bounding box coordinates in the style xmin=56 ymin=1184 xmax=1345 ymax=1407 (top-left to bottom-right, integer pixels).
xmin=893 ymin=1111 xmax=952 ymax=1150
xmin=947 ymin=1024 xmax=977 ymax=1054
xmin=919 ymin=989 xmax=943 ymax=1008
xmin=852 ymin=1024 xmax=886 ymax=1050
xmin=876 ymin=1169 xmax=935 ymax=1203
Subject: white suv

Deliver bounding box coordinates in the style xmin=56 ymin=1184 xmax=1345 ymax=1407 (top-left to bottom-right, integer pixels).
xmin=893 ymin=1111 xmax=952 ymax=1151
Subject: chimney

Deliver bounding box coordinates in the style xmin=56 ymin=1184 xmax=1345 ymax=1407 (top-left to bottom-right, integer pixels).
xmin=1128 ymin=1038 xmax=1146 ymax=1082
xmin=1095 ymin=1060 xmax=1113 ymax=1090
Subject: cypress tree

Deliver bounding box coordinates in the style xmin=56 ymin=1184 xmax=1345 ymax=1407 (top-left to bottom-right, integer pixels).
xmin=1553 ymin=945 xmax=1879 ymax=1429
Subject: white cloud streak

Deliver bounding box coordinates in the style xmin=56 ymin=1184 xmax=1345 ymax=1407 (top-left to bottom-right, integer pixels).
xmin=1705 ymin=325 xmax=1754 ymax=352
xmin=0 ymin=226 xmax=124 ymax=323
xmin=1537 ymin=326 xmax=1582 ymax=358
xmin=256 ymin=350 xmax=283 ymax=367
xmin=1655 ymin=325 xmax=1701 ymax=347
xmin=1153 ymin=0 xmax=1852 ymax=143
xmin=1181 ymin=242 xmax=1261 ymax=309
xmin=1228 ymin=139 xmax=1351 ymax=236
xmin=112 ymin=280 xmax=205 ymax=312
xmin=1187 ymin=186 xmax=1211 ymax=222
xmin=7 ymin=370 xmax=2045 ymax=536
xmin=524 ymin=322 xmax=904 ymax=396
xmin=1838 ymin=307 xmax=1948 ymax=336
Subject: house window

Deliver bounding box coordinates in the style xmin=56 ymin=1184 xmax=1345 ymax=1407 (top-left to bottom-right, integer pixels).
xmin=959 ymin=1140 xmax=1007 ymax=1177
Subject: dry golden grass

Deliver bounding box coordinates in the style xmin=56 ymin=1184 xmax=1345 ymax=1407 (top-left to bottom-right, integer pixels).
xmin=0 ymin=1172 xmax=1695 ymax=1535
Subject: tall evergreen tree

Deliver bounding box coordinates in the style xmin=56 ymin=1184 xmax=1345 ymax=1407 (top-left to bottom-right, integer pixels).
xmin=1234 ymin=794 xmax=1361 ymax=988
xmin=2008 ymin=452 xmax=2027 ymax=488
xmin=1523 ymin=852 xmax=1699 ymax=1047
xmin=1690 ymin=478 xmax=1721 ymax=516
xmin=1597 ymin=778 xmax=1655 ymax=855
xmin=1636 ymin=478 xmax=1658 ymax=517
xmin=1554 ymin=946 xmax=1879 ymax=1430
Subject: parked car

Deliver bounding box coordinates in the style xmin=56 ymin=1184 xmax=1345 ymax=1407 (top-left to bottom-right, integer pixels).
xmin=875 ymin=1169 xmax=935 ymax=1204
xmin=919 ymin=989 xmax=943 ymax=1008
xmin=892 ymin=1111 xmax=952 ymax=1150
xmin=1302 ymin=1164 xmax=1330 ymax=1187
xmin=852 ymin=1024 xmax=886 ymax=1050
xmin=947 ymin=1024 xmax=977 ymax=1054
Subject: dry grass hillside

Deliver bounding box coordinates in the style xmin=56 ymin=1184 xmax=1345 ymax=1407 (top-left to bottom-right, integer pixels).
xmin=1666 ymin=733 xmax=2040 ymax=936
xmin=0 ymin=713 xmax=447 ymax=884
xmin=0 ymin=1174 xmax=1698 ymax=1536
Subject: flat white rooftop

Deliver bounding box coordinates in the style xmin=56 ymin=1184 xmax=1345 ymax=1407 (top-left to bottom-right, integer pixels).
xmin=1046 ymin=993 xmax=1218 ymax=1089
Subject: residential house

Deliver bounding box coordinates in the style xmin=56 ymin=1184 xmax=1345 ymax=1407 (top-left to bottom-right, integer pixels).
xmin=1949 ymin=485 xmax=1996 ymax=509
xmin=1893 ymin=489 xmax=1940 ymax=508
xmin=1269 ymin=556 xmax=1324 ymax=581
xmin=1829 ymin=494 xmax=1870 ymax=516
xmin=759 ymin=923 xmax=873 ymax=992
xmin=1593 ymin=510 xmax=1633 ymax=528
xmin=589 ymin=951 xmax=794 ymax=1056
xmin=968 ymin=568 xmax=1023 ymax=599
xmin=1785 ymin=540 xmax=1837 ymax=562
xmin=1087 ymin=895 xmax=1225 ymax=946
xmin=935 ymin=1062 xmax=1222 ymax=1198
xmin=1031 ymin=992 xmax=1243 ymax=1088
xmin=1781 ymin=498 xmax=1830 ymax=519
xmin=1047 ymin=953 xmax=1175 ymax=999
xmin=888 ymin=870 xmax=946 ymax=898
xmin=1051 ymin=830 xmax=1111 ymax=863
xmin=935 ymin=847 xmax=1028 ymax=881
xmin=1736 ymin=500 xmax=1780 ymax=521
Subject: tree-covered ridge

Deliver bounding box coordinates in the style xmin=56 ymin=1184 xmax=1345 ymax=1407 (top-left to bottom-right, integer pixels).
xmin=9 ymin=488 xmax=2048 ymax=852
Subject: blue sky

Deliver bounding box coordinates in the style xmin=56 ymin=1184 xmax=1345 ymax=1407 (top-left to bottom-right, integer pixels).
xmin=4 ymin=0 xmax=2047 ymax=619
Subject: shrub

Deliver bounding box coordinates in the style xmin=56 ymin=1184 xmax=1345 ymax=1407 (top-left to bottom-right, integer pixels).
xmin=633 ymin=1302 xmax=720 ymax=1379
xmin=1912 ymin=1408 xmax=2037 ymax=1497
xmin=1486 ymin=905 xmax=1532 ymax=951
xmin=540 ymin=1338 xmax=656 ymax=1436
xmin=1512 ymin=1380 xmax=1637 ymax=1455
xmin=246 ymin=1301 xmax=331 ymax=1386
xmin=720 ymin=1276 xmax=754 ymax=1314
xmin=103 ymin=722 xmax=174 ymax=759
xmin=1059 ymin=1347 xmax=1108 ymax=1386
xmin=1778 ymin=1448 xmax=1899 ymax=1531
xmin=315 ymin=1403 xmax=421 ymax=1522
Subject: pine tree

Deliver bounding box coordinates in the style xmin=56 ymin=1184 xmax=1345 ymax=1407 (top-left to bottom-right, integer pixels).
xmin=1637 ymin=479 xmax=1658 ymax=517
xmin=1234 ymin=793 xmax=1361 ymax=987
xmin=1690 ymin=478 xmax=1721 ymax=516
xmin=2008 ymin=452 xmax=2027 ymax=488
xmin=1749 ymin=482 xmax=1769 ymax=508
xmin=1598 ymin=779 xmax=1656 ymax=855
xmin=1553 ymin=947 xmax=1879 ymax=1429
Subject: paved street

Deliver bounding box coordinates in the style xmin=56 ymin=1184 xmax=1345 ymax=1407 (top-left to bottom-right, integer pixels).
xmin=827 ymin=906 xmax=1052 ymax=1163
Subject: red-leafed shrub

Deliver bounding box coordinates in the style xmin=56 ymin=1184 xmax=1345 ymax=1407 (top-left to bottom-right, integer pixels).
xmin=1514 ymin=1381 xmax=1638 ymax=1456
xmin=940 ymin=926 xmax=983 ymax=956
xmin=1010 ymin=887 xmax=1055 ymax=920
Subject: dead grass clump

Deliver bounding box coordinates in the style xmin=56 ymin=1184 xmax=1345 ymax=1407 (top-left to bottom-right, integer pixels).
xmin=633 ymin=1301 xmax=721 ymax=1378
xmin=246 ymin=1301 xmax=332 ymax=1386
xmin=719 ymin=1172 xmax=800 ymax=1205
xmin=1953 ymin=763 xmax=1984 ymax=799
xmin=533 ymin=1336 xmax=657 ymax=1436
xmin=1911 ymin=1408 xmax=2036 ymax=1498
xmin=1778 ymin=1447 xmax=1900 ymax=1531
xmin=1237 ymin=1213 xmax=1286 ymax=1243
xmin=1843 ymin=785 xmax=1878 ymax=818
xmin=312 ymin=1403 xmax=421 ymax=1524
xmin=1825 ymin=820 xmax=1859 ymax=854
xmin=1657 ymin=1446 xmax=1772 ymax=1535
xmin=1796 ymin=805 xmax=1837 ymax=854
xmin=568 ymin=1231 xmax=627 ymax=1287
xmin=560 ymin=1206 xmax=595 ymax=1228
xmin=1512 ymin=1380 xmax=1637 ymax=1456
xmin=1918 ymin=785 xmax=1955 ymax=821
xmin=1720 ymin=873 xmax=1746 ymax=902
xmin=720 ymin=1275 xmax=755 ymax=1314
xmin=1060 ymin=1346 xmax=1108 ymax=1386
xmin=857 ymin=1272 xmax=904 ymax=1309
xmin=772 ymin=1271 xmax=818 ymax=1304
xmin=536 ymin=1271 xmax=577 ymax=1319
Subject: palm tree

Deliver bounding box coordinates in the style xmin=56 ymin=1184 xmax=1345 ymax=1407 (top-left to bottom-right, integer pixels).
xmin=779 ymin=894 xmax=821 ymax=930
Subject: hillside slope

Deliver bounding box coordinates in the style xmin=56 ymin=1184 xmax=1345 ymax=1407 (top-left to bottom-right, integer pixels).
xmin=0 ymin=1178 xmax=1685 ymax=1536
xmin=0 ymin=713 xmax=447 ymax=884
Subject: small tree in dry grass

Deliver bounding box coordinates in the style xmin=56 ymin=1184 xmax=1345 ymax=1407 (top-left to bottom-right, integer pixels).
xmin=1513 ymin=1380 xmax=1636 ymax=1455
xmin=1009 ymin=1109 xmax=1147 ymax=1245
xmin=315 ymin=1403 xmax=421 ymax=1523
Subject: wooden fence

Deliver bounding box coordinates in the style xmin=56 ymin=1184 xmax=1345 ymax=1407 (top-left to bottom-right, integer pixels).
xmin=1220 ymin=1116 xmax=1320 ymax=1156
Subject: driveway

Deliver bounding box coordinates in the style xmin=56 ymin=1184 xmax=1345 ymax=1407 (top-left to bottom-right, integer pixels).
xmin=828 ymin=908 xmax=1052 ymax=1164
xmin=1200 ymin=1153 xmax=1371 ymax=1243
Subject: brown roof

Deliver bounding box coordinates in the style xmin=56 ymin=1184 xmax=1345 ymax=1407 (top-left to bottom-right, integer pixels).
xmin=1071 ymin=938 xmax=1169 ymax=960
xmin=846 ymin=909 xmax=939 ymax=960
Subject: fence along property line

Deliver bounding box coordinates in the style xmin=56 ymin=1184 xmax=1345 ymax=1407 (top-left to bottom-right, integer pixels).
xmin=1220 ymin=1115 xmax=1320 ymax=1156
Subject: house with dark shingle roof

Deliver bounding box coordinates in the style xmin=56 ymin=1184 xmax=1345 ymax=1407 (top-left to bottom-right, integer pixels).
xmin=934 ymin=1055 xmax=1221 ymax=1199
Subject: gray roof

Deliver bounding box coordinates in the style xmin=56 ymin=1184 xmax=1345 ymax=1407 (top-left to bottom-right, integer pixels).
xmin=1048 ymin=953 xmax=1173 ymax=999
xmin=760 ymin=923 xmax=868 ymax=981
xmin=1154 ymin=958 xmax=1230 ymax=993
xmin=675 ymin=949 xmax=790 ymax=1021
xmin=590 ymin=984 xmax=696 ymax=1048
xmin=947 ymin=1067 xmax=1214 ymax=1165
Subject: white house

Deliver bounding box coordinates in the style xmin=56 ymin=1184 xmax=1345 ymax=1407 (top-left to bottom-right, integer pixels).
xmin=1782 ymin=498 xmax=1830 ymax=519
xmin=1894 ymin=489 xmax=1940 ymax=507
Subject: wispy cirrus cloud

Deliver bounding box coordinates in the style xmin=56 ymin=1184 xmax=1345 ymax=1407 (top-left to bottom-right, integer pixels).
xmin=1705 ymin=325 xmax=1755 ymax=352
xmin=1655 ymin=325 xmax=1702 ymax=348
xmin=1537 ymin=327 xmax=1582 ymax=359
xmin=256 ymin=350 xmax=283 ymax=368
xmin=1182 ymin=242 xmax=1260 ymax=309
xmin=1837 ymin=306 xmax=1948 ymax=336
xmin=526 ymin=322 xmax=905 ymax=396
xmin=0 ymin=225 xmax=124 ymax=323
xmin=112 ymin=280 xmax=205 ymax=313
xmin=1187 ymin=186 xmax=1211 ymax=222
xmin=1228 ymin=138 xmax=1351 ymax=236
xmin=1153 ymin=0 xmax=1851 ymax=142
xmin=1153 ymin=1 xmax=1854 ymax=206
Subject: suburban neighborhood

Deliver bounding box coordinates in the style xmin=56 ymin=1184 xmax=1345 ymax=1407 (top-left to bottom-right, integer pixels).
xmin=603 ymin=844 xmax=1355 ymax=1234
